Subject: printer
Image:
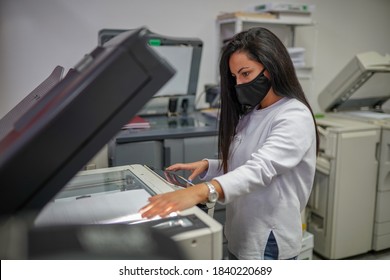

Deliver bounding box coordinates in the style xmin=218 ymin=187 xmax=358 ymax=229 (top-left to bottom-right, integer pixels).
xmin=317 ymin=51 xmax=390 ymax=252
xmin=0 ymin=27 xmax=222 ymax=260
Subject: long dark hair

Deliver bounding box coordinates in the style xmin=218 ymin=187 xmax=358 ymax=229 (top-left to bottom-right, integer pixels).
xmin=218 ymin=27 xmax=319 ymax=173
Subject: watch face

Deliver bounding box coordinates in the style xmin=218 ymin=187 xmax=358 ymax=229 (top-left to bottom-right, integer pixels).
xmin=209 ymin=191 xmax=218 ymax=203
xmin=205 ymin=182 xmax=218 ymax=204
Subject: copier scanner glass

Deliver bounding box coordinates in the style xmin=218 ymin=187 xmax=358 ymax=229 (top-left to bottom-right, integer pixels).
xmin=35 ymin=168 xmax=158 ymax=227
xmin=32 ymin=165 xmax=223 ymax=260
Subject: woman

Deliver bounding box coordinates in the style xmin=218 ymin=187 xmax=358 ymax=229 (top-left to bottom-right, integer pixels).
xmin=140 ymin=27 xmax=319 ymax=260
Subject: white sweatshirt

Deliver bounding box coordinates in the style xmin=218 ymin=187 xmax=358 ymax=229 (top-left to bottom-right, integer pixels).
xmin=201 ymin=97 xmax=316 ymax=259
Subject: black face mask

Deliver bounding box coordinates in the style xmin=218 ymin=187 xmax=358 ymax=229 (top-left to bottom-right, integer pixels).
xmin=235 ymin=68 xmax=271 ymax=109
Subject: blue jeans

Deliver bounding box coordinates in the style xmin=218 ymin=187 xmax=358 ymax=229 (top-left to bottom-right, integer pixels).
xmin=264 ymin=231 xmax=298 ymax=260
xmin=228 ymin=231 xmax=298 ymax=260
xmin=264 ymin=231 xmax=279 ymax=260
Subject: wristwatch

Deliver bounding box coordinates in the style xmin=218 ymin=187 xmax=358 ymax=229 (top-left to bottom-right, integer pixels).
xmin=204 ymin=181 xmax=218 ymax=203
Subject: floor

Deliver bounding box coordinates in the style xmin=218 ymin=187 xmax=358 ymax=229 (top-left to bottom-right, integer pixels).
xmin=313 ymin=248 xmax=390 ymax=260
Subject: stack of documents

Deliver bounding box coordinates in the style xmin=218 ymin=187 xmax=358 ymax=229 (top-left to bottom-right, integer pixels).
xmin=288 ymin=47 xmax=306 ymax=68
xmin=122 ymin=115 xmax=150 ymax=129
xmin=245 ymin=2 xmax=314 ymax=24
xmin=247 ymin=3 xmax=315 ymax=13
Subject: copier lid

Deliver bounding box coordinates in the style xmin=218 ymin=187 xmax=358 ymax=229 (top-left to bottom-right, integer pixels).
xmin=318 ymin=51 xmax=390 ymax=112
xmin=0 ymin=27 xmax=175 ymax=216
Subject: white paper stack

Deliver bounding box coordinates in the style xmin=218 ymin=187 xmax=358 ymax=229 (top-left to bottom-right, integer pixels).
xmin=288 ymin=47 xmax=306 ymax=68
xmin=247 ymin=3 xmax=315 ymax=14
xmin=245 ymin=3 xmax=315 ymax=24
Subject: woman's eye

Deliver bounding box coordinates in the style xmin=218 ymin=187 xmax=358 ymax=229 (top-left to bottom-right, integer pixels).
xmin=242 ymin=72 xmax=250 ymax=77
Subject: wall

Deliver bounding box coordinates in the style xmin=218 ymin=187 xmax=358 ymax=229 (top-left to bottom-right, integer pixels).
xmin=1 ymin=0 xmax=390 ymax=118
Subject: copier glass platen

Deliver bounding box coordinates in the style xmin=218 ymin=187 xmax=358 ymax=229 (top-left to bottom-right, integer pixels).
xmin=317 ymin=51 xmax=390 ymax=252
xmin=35 ymin=164 xmax=223 ymax=260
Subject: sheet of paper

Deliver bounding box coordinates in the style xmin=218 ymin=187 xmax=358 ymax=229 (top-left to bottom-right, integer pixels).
xmin=35 ymin=189 xmax=151 ymax=227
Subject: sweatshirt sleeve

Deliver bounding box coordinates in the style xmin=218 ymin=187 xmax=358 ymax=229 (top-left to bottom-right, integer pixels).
xmin=199 ymin=159 xmax=224 ymax=181
xmin=213 ymin=105 xmax=316 ymax=204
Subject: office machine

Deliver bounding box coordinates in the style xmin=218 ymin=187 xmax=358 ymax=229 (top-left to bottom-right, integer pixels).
xmin=0 ymin=27 xmax=222 ymax=259
xmin=99 ymin=29 xmax=203 ymax=116
xmin=318 ymin=51 xmax=390 ymax=252
xmin=34 ymin=164 xmax=222 ymax=259
xmin=318 ymin=51 xmax=390 ymax=113
xmin=307 ymin=116 xmax=380 ymax=259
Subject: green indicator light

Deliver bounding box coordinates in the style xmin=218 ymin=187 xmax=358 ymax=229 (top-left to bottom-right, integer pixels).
xmin=315 ymin=113 xmax=325 ymax=119
xmin=149 ymin=39 xmax=161 ymax=46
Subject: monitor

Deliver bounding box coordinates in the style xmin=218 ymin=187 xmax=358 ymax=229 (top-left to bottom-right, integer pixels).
xmin=98 ymin=29 xmax=202 ymax=97
xmin=0 ymin=27 xmax=175 ymax=216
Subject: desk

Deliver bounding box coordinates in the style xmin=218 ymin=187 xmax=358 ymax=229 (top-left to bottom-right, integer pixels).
xmin=109 ymin=111 xmax=219 ymax=171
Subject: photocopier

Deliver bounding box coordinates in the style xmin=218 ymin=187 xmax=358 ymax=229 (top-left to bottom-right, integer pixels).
xmin=307 ymin=51 xmax=390 ymax=259
xmin=0 ymin=27 xmax=222 ymax=260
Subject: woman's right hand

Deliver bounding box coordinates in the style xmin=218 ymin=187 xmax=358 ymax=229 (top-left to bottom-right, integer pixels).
xmin=165 ymin=160 xmax=209 ymax=182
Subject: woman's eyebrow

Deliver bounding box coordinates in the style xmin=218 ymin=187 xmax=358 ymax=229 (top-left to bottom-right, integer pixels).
xmin=237 ymin=66 xmax=250 ymax=74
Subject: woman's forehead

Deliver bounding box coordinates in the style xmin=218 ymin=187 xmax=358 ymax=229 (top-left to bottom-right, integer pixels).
xmin=229 ymin=51 xmax=262 ymax=73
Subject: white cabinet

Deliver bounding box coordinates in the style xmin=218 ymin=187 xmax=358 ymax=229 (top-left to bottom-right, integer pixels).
xmin=216 ymin=12 xmax=317 ymax=95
